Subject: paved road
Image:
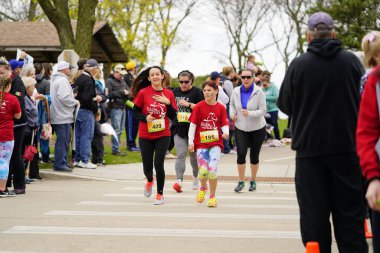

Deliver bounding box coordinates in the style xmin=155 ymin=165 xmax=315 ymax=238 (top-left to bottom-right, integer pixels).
xmin=0 ymin=177 xmax=349 ymax=253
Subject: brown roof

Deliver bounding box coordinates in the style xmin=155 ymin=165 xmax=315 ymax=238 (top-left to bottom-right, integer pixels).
xmin=0 ymin=21 xmax=128 ymax=63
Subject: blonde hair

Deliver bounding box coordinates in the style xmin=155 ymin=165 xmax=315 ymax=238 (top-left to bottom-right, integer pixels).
xmin=21 ymin=76 xmax=37 ymax=88
xmin=362 ymin=31 xmax=380 ymax=68
xmin=0 ymin=70 xmax=11 ymax=106
xmin=222 ymin=66 xmax=234 ymax=76
xmin=20 ymin=65 xmax=35 ymax=78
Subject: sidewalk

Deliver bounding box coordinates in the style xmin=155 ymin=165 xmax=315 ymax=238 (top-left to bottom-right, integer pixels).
xmin=41 ymin=146 xmax=296 ymax=183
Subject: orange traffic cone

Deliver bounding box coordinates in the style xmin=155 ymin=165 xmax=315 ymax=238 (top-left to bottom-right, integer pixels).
xmin=364 ymin=219 xmax=373 ymax=238
xmin=305 ymin=242 xmax=320 ymax=253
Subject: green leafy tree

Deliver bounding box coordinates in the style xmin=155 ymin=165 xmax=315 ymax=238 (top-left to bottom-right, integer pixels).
xmin=97 ymin=0 xmax=156 ymax=65
xmin=311 ymin=0 xmax=380 ymax=50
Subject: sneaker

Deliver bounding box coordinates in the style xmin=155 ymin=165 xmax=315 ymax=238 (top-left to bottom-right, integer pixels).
xmin=249 ymin=180 xmax=257 ymax=191
xmin=192 ymin=178 xmax=199 ymax=190
xmin=30 ymin=176 xmax=44 ymax=181
xmin=112 ymin=151 xmax=126 ymax=156
xmin=229 ymin=149 xmax=237 ymax=154
xmin=196 ymin=189 xmax=207 ymax=203
xmin=25 ymin=177 xmax=33 ymax=184
xmin=144 ymin=179 xmax=154 ymax=197
xmin=173 ymin=179 xmax=183 ymax=193
xmin=128 ymin=147 xmax=141 ymax=152
xmin=73 ymin=161 xmax=79 ymax=167
xmin=53 ymin=166 xmax=73 ymax=172
xmin=0 ymin=189 xmax=16 ymax=198
xmin=165 ymin=153 xmax=177 ymax=159
xmin=154 ymin=194 xmax=164 ymax=205
xmin=207 ymin=197 xmax=218 ymax=207
xmin=78 ymin=161 xmax=97 ymax=169
xmin=234 ymin=181 xmax=245 ymax=192
xmin=96 ymin=162 xmax=106 ymax=167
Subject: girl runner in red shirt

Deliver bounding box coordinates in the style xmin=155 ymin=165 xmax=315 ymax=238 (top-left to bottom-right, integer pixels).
xmin=0 ymin=69 xmax=21 ymax=196
xmin=132 ymin=66 xmax=178 ymax=205
xmin=188 ymin=80 xmax=229 ymax=207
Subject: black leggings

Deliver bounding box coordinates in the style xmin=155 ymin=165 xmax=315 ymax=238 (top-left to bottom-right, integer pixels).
xmin=7 ymin=125 xmax=26 ymax=189
xmin=235 ymin=127 xmax=266 ymax=165
xmin=139 ymin=136 xmax=171 ymax=195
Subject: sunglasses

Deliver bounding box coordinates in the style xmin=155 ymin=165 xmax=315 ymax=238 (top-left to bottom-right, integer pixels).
xmin=241 ymin=76 xmax=252 ymax=79
xmin=179 ymin=80 xmax=190 ymax=84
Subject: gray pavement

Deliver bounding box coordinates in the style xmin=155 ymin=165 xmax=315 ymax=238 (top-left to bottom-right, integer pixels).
xmin=40 ymin=145 xmax=296 ymax=182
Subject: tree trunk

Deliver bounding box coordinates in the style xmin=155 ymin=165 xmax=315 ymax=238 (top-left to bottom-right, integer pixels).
xmin=37 ymin=0 xmax=75 ymax=49
xmin=75 ymin=0 xmax=99 ymax=58
xmin=28 ymin=0 xmax=38 ymax=21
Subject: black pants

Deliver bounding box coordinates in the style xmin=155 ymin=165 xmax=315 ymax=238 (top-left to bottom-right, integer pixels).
xmin=7 ymin=125 xmax=26 ymax=190
xmin=372 ymin=210 xmax=380 ymax=253
xmin=139 ymin=136 xmax=171 ymax=195
xmin=295 ymin=153 xmax=368 ymax=253
xmin=235 ymin=127 xmax=266 ymax=165
xmin=22 ymin=128 xmax=40 ymax=178
xmin=91 ymin=136 xmax=104 ymax=164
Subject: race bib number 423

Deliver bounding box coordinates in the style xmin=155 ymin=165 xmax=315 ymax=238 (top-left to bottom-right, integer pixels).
xmin=200 ymin=129 xmax=219 ymax=143
xmin=147 ymin=118 xmax=165 ymax=133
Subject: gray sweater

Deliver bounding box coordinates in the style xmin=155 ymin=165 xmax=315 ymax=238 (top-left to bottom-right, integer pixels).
xmin=229 ymin=85 xmax=266 ymax=132
xmin=50 ymin=72 xmax=77 ymax=124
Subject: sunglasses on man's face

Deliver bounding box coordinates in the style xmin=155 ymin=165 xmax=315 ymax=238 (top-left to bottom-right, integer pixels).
xmin=179 ymin=80 xmax=190 ymax=84
xmin=241 ymin=76 xmax=252 ymax=80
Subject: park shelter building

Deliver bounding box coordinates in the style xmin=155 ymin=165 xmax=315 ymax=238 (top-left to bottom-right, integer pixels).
xmin=0 ymin=21 xmax=128 ymax=63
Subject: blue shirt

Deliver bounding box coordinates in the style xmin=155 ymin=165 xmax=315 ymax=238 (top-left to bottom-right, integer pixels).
xmin=240 ymin=84 xmax=254 ymax=109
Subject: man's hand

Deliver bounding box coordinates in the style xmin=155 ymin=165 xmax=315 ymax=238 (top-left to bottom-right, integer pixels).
xmin=222 ymin=133 xmax=229 ymax=140
xmin=188 ymin=144 xmax=194 ymax=153
xmin=96 ymin=95 xmax=102 ymax=102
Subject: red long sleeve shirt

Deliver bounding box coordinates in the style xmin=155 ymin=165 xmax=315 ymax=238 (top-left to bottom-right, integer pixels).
xmin=357 ymin=67 xmax=380 ymax=181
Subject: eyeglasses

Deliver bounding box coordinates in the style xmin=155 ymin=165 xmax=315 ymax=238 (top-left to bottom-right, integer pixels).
xmin=241 ymin=76 xmax=252 ymax=79
xmin=179 ymin=80 xmax=190 ymax=84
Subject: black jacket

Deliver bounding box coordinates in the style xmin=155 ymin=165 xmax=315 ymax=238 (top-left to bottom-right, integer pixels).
xmin=277 ymin=39 xmax=364 ymax=157
xmin=105 ymin=74 xmax=129 ymax=109
xmin=10 ymin=73 xmax=27 ymax=126
xmin=74 ymin=71 xmax=97 ymax=113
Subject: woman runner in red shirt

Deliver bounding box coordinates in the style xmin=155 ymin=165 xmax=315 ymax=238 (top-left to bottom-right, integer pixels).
xmin=132 ymin=66 xmax=178 ymax=205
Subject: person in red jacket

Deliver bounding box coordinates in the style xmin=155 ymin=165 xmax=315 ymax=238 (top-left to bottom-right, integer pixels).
xmin=357 ymin=30 xmax=380 ymax=253
xmin=132 ymin=66 xmax=178 ymax=205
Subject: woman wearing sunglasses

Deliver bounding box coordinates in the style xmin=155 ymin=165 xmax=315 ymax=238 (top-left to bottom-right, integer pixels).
xmin=229 ymin=69 xmax=266 ymax=193
xmin=171 ymin=70 xmax=204 ymax=193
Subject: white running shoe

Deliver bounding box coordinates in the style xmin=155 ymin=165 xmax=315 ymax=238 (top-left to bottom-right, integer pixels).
xmin=78 ymin=161 xmax=97 ymax=169
xmin=154 ymin=194 xmax=164 ymax=205
xmin=192 ymin=178 xmax=199 ymax=190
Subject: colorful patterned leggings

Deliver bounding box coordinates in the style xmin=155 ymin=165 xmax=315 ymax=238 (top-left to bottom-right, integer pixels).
xmin=0 ymin=141 xmax=14 ymax=190
xmin=196 ymin=146 xmax=221 ymax=180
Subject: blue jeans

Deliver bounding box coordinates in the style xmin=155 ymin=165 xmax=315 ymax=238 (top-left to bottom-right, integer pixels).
xmin=53 ymin=124 xmax=71 ymax=169
xmin=268 ymin=110 xmax=280 ymax=140
xmin=111 ymin=108 xmax=126 ymax=153
xmin=37 ymin=97 xmax=51 ymax=161
xmin=126 ymin=109 xmax=139 ymax=148
xmin=75 ymin=109 xmax=95 ymax=163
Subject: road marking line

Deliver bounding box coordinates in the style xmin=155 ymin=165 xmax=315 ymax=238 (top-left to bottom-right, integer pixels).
xmin=264 ymin=156 xmax=295 ymax=162
xmin=103 ymin=193 xmax=297 ymax=201
xmin=121 ymin=187 xmax=296 ymax=194
xmin=3 ymin=226 xmax=300 ymax=239
xmin=45 ymin=210 xmax=299 ymax=220
xmin=78 ymin=201 xmax=299 ymax=209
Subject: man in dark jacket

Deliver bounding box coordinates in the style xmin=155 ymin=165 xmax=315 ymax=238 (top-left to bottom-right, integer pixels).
xmin=73 ymin=59 xmax=102 ymax=169
xmin=7 ymin=59 xmax=27 ymax=194
xmin=106 ymin=64 xmax=130 ymax=156
xmin=277 ymin=12 xmax=368 ymax=253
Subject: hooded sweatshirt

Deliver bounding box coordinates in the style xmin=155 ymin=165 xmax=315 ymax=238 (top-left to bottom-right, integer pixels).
xmin=50 ymin=72 xmax=77 ymax=124
xmin=277 ymin=39 xmax=364 ymax=157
